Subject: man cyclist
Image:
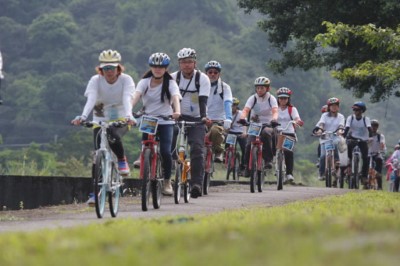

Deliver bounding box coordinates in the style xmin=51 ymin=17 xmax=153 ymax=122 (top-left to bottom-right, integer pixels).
xmin=313 ymin=97 xmax=345 ymax=184
xmin=204 ymin=60 xmax=233 ymax=162
xmin=238 ymin=76 xmax=279 ymax=176
xmin=171 ymin=48 xmax=211 ymax=198
xmin=343 ymin=101 xmax=373 ymax=189
xmin=368 ymin=119 xmax=386 ymax=190
xmin=71 ymin=49 xmax=135 ymax=205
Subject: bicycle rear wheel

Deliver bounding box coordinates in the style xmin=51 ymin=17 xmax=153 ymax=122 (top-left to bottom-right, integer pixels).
xmin=225 ymin=150 xmax=233 ymax=180
xmin=141 ymin=149 xmax=151 ymax=211
xmin=277 ymin=151 xmax=284 ymax=190
xmin=257 ymin=159 xmax=265 ymax=193
xmin=108 ymin=162 xmax=121 ymax=217
xmin=233 ymin=152 xmax=241 ymax=181
xmin=351 ymin=155 xmax=360 ymax=189
xmin=94 ymin=151 xmax=107 ymax=219
xmin=174 ymin=162 xmax=182 ymax=204
xmin=250 ymin=147 xmax=258 ymax=193
xmin=325 ymin=152 xmax=333 ymax=188
xmin=184 ymin=169 xmax=191 ymax=203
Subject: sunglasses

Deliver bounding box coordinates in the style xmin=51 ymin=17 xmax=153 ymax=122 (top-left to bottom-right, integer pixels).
xmin=353 ymin=108 xmax=361 ymax=112
xmin=207 ymin=71 xmax=219 ymax=75
xmin=102 ymin=65 xmax=117 ymax=71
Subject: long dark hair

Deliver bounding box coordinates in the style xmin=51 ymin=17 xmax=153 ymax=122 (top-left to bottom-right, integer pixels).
xmin=143 ymin=70 xmax=173 ymax=102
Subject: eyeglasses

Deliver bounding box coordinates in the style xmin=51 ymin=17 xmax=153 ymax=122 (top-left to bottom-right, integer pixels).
xmin=102 ymin=65 xmax=117 ymax=71
xmin=353 ymin=108 xmax=361 ymax=112
xmin=207 ymin=71 xmax=219 ymax=75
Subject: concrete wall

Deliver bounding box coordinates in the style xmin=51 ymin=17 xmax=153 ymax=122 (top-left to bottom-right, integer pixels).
xmin=0 ymin=175 xmax=141 ymax=210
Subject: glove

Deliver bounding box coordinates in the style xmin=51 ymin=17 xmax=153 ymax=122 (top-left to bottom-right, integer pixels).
xmin=296 ymin=120 xmax=304 ymax=127
xmin=223 ymin=119 xmax=232 ymax=129
xmin=312 ymin=126 xmax=321 ymax=134
xmin=238 ymin=119 xmax=247 ymax=125
xmin=270 ymin=120 xmax=279 ymax=128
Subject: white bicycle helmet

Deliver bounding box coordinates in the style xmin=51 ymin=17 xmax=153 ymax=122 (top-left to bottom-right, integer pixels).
xmin=99 ymin=49 xmax=121 ymax=67
xmin=277 ymin=87 xmax=292 ymax=97
xmin=205 ymin=60 xmax=222 ymax=71
xmin=254 ymin=76 xmax=270 ymax=86
xmin=177 ymin=48 xmax=196 ymax=60
xmin=148 ymin=52 xmax=170 ymax=67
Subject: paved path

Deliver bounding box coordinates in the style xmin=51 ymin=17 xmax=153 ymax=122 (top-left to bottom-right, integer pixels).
xmin=0 ymin=184 xmax=350 ymax=233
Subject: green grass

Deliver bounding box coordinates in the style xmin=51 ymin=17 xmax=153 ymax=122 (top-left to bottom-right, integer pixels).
xmin=1 ymin=191 xmax=399 ymax=266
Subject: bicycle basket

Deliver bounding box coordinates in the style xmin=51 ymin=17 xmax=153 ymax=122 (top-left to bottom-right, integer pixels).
xmin=225 ymin=134 xmax=237 ymax=145
xmin=248 ymin=122 xmax=262 ymax=136
xmin=276 ymin=134 xmax=296 ymax=151
xmin=139 ymin=115 xmax=159 ymax=135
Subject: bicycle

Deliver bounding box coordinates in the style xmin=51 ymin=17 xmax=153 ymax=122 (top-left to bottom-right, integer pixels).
xmin=242 ymin=121 xmax=273 ymax=193
xmin=173 ymin=120 xmax=203 ymax=204
xmin=346 ymin=138 xmax=364 ymax=189
xmin=137 ymin=114 xmax=171 ymax=212
xmin=81 ymin=120 xmax=126 ymax=219
xmin=225 ymin=132 xmax=241 ymax=181
xmin=275 ymin=120 xmax=299 ymax=190
xmin=312 ymin=129 xmax=341 ymax=188
xmin=367 ymin=153 xmax=378 ymax=190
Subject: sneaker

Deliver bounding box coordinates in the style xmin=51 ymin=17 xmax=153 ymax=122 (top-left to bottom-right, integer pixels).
xmin=133 ymin=157 xmax=141 ymax=169
xmin=214 ymin=153 xmax=223 ymax=163
xmin=286 ymin=174 xmax=294 ymax=182
xmin=162 ymin=179 xmax=173 ymax=196
xmin=318 ymin=175 xmax=325 ymax=181
xmin=118 ymin=157 xmax=130 ymax=175
xmin=190 ymin=184 xmax=202 ymax=199
xmin=86 ymin=193 xmax=95 ymax=207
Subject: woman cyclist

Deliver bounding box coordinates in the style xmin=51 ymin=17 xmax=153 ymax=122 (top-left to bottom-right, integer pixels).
xmin=71 ymin=49 xmax=135 ymax=205
xmin=343 ymin=101 xmax=372 ymax=189
xmin=276 ymin=87 xmax=304 ymax=183
xmin=313 ymin=97 xmax=345 ymax=184
xmin=131 ymin=53 xmax=181 ymax=195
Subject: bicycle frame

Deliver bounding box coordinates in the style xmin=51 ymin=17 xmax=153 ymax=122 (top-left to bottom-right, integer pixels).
xmin=139 ymin=134 xmax=159 ymax=181
xmin=349 ymin=139 xmax=363 ymax=189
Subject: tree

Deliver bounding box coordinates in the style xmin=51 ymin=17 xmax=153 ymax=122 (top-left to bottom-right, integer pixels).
xmin=237 ymin=0 xmax=400 ymax=101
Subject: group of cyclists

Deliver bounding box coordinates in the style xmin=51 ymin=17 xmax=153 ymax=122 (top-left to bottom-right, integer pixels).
xmin=71 ymin=47 xmax=398 ymax=207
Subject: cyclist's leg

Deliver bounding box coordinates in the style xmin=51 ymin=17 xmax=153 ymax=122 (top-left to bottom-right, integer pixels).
xmin=260 ymin=127 xmax=273 ymax=168
xmin=209 ymin=124 xmax=225 ymax=161
xmin=243 ymin=135 xmax=254 ymax=176
xmin=374 ymin=156 xmax=383 ymax=189
xmin=187 ymin=124 xmax=206 ymax=197
xmin=238 ymin=136 xmax=247 ymax=170
xmin=170 ymin=124 xmax=179 ymax=160
xmin=158 ymin=125 xmax=174 ymax=180
xmin=284 ymin=149 xmax=294 ymax=179
xmin=108 ymin=127 xmax=130 ymax=174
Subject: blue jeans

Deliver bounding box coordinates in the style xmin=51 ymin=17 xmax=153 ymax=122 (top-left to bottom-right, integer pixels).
xmin=142 ymin=124 xmax=174 ymax=180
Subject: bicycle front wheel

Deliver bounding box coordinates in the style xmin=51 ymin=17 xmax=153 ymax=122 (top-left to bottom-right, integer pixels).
xmin=184 ymin=168 xmax=191 ymax=203
xmin=174 ymin=162 xmax=182 ymax=204
xmin=250 ymin=147 xmax=258 ymax=193
xmin=151 ymin=156 xmax=162 ymax=209
xmin=325 ymin=152 xmax=333 ymax=188
xmin=351 ymin=155 xmax=360 ymax=189
xmin=257 ymin=159 xmax=265 ymax=193
xmin=141 ymin=149 xmax=151 ymax=211
xmin=94 ymin=151 xmax=108 ymax=219
xmin=225 ymin=150 xmax=233 ymax=181
xmin=277 ymin=151 xmax=284 ymax=190
xmin=108 ymin=162 xmax=121 ymax=217
xmin=233 ymin=152 xmax=241 ymax=181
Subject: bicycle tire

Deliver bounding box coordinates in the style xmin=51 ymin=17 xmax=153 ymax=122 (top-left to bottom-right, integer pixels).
xmin=203 ymin=149 xmax=213 ymax=195
xmin=250 ymin=147 xmax=258 ymax=193
xmin=141 ymin=149 xmax=151 ymax=211
xmin=338 ymin=167 xmax=345 ymax=189
xmin=151 ymin=156 xmax=162 ymax=209
xmin=184 ymin=169 xmax=191 ymax=203
xmin=351 ymin=154 xmax=360 ymax=189
xmin=233 ymin=152 xmax=241 ymax=181
xmin=325 ymin=152 xmax=333 ymax=188
xmin=203 ymin=172 xmax=210 ymax=195
xmin=108 ymin=162 xmax=121 ymax=217
xmin=174 ymin=162 xmax=182 ymax=204
xmin=257 ymin=159 xmax=265 ymax=193
xmin=94 ymin=151 xmax=107 ymax=219
xmin=225 ymin=150 xmax=233 ymax=180
xmin=277 ymin=151 xmax=284 ymax=190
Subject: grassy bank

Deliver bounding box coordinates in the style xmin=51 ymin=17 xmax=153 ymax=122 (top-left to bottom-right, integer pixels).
xmin=1 ymin=191 xmax=399 ymax=266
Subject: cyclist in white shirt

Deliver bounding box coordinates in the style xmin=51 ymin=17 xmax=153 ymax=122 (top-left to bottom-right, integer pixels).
xmin=171 ymin=48 xmax=211 ymax=198
xmin=71 ymin=49 xmax=135 ymax=205
xmin=204 ymin=60 xmax=233 ymax=162
xmin=343 ymin=101 xmax=373 ymax=188
xmin=131 ymin=53 xmax=181 ymax=195
xmin=276 ymin=87 xmax=304 ymax=183
xmin=368 ymin=119 xmax=386 ymax=190
xmin=312 ymin=97 xmax=345 ymax=182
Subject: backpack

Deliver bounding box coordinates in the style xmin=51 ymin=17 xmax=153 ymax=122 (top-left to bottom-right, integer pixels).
xmin=350 ymin=115 xmax=367 ymax=127
xmin=143 ymin=73 xmax=171 ymax=103
xmin=212 ymin=81 xmax=224 ymax=100
xmin=175 ymin=70 xmax=201 ymax=98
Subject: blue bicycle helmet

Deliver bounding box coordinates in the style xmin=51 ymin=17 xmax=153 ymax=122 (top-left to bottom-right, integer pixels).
xmin=352 ymin=101 xmax=367 ymax=113
xmin=204 ymin=60 xmax=222 ymax=72
xmin=148 ymin=53 xmax=170 ymax=67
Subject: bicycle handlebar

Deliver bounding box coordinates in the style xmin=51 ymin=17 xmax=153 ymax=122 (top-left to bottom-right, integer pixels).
xmin=277 ymin=120 xmax=302 ymax=131
xmin=81 ymin=120 xmax=127 ymax=128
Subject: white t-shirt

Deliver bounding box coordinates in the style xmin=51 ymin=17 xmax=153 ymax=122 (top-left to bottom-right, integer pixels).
xmin=368 ymin=132 xmax=386 ymax=155
xmin=278 ymin=106 xmax=300 ymax=134
xmin=316 ymin=112 xmax=345 ymax=144
xmin=207 ymin=79 xmax=233 ymax=120
xmin=82 ymin=73 xmax=135 ymax=122
xmin=135 ymin=77 xmax=181 ymax=125
xmin=244 ymin=93 xmax=278 ymax=123
xmin=171 ymin=70 xmax=210 ymax=118
xmin=230 ymin=110 xmax=244 ymax=134
xmin=345 ymin=115 xmax=371 ymax=141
